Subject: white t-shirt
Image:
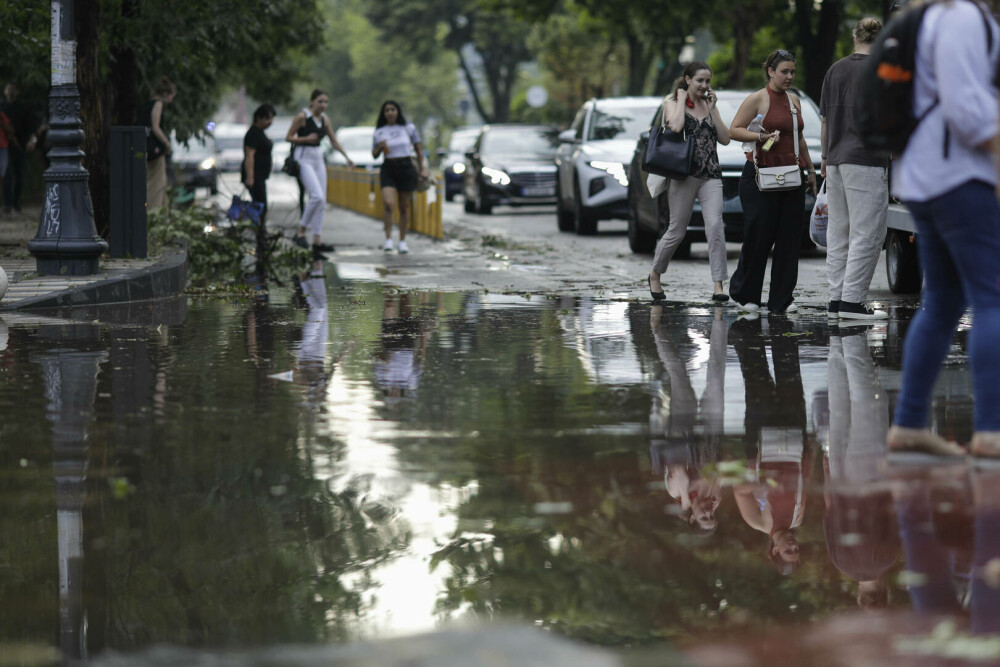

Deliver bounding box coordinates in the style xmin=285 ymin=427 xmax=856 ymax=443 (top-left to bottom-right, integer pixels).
xmin=373 ymin=123 xmax=421 ymax=159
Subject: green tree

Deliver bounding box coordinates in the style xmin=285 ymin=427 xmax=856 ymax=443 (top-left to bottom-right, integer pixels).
xmin=367 ymin=0 xmax=534 ymax=123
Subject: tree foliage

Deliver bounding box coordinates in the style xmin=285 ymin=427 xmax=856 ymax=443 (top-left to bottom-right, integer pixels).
xmin=367 ymin=0 xmax=534 ymax=123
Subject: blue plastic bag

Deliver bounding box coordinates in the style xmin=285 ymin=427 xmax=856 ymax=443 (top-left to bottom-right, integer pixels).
xmin=227 ymin=195 xmax=265 ymax=225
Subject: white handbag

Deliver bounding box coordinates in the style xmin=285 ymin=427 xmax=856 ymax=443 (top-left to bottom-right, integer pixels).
xmin=754 ymin=104 xmax=802 ymax=192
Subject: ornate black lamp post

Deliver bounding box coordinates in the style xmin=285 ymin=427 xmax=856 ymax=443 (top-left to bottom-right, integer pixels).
xmin=27 ymin=0 xmax=108 ymax=276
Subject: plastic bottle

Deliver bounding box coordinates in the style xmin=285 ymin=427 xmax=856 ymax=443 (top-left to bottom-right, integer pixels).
xmin=742 ymin=114 xmax=764 ymax=153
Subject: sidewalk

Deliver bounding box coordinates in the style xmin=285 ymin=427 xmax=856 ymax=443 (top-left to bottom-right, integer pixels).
xmin=0 ymin=205 xmax=187 ymax=312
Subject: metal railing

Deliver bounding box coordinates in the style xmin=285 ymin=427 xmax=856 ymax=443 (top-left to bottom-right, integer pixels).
xmin=326 ymin=166 xmax=443 ymax=240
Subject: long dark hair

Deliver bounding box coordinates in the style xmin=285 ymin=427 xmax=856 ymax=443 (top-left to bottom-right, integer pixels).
xmin=376 ymin=100 xmax=408 ymax=128
xmin=763 ymin=50 xmax=796 ymax=82
xmin=670 ymin=61 xmax=712 ymax=100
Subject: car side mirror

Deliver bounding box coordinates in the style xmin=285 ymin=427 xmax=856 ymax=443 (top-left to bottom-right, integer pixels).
xmin=558 ymin=129 xmax=578 ymax=144
xmin=464 ymin=150 xmax=477 ymax=160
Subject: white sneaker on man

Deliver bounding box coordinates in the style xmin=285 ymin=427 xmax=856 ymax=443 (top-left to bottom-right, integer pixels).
xmin=839 ymin=301 xmax=888 ymax=320
xmin=383 ymin=238 xmax=394 ymax=253
xmin=398 ymin=240 xmax=409 ymax=254
xmin=737 ymin=302 xmax=760 ymax=314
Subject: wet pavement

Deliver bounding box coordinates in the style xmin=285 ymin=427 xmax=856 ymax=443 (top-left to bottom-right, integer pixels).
xmin=2 ymin=253 xmax=998 ymax=665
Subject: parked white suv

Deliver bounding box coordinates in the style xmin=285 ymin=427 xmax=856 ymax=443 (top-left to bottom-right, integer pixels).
xmin=554 ymin=96 xmax=662 ymax=235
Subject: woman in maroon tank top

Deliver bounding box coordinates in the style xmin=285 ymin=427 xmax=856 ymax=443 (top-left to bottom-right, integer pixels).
xmin=725 ymin=51 xmax=818 ymax=315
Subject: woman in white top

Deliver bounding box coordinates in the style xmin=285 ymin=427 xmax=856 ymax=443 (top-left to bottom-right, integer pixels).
xmin=285 ymin=89 xmax=354 ymax=259
xmin=372 ymin=100 xmax=426 ymax=254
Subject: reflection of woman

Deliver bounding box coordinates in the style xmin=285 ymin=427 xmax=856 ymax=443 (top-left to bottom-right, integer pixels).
xmin=648 ymin=62 xmax=731 ymax=303
xmin=372 ymin=100 xmax=425 ymax=255
xmin=730 ymin=316 xmax=812 ymax=574
xmin=375 ymin=293 xmax=426 ymax=403
xmin=285 ymin=89 xmax=354 ymax=259
xmin=293 ymin=261 xmax=330 ymax=410
xmin=822 ymin=327 xmax=897 ymax=607
xmin=143 ymin=76 xmax=177 ymax=210
xmin=727 ymin=51 xmax=817 ymax=314
xmin=648 ymin=305 xmax=727 ymax=532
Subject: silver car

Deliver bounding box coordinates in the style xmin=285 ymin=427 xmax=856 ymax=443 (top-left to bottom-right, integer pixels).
xmin=554 ymin=96 xmax=662 ymax=235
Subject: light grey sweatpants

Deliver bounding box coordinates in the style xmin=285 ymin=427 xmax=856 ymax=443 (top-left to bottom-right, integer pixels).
xmin=825 ymin=164 xmax=888 ymax=304
xmin=651 ymin=176 xmax=727 ymax=282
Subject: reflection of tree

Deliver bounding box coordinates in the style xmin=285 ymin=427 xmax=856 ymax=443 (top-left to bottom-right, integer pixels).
xmin=418 ymin=304 xmax=857 ymax=645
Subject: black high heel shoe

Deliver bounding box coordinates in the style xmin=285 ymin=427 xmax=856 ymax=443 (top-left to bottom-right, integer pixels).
xmin=647 ymin=274 xmax=665 ymax=301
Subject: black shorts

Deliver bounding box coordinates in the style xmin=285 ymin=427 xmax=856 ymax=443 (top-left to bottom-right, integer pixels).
xmin=380 ymin=158 xmax=418 ymax=192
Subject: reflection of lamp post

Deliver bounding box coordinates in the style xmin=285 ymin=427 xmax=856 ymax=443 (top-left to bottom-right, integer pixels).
xmin=27 ymin=0 xmax=108 ymax=276
xmin=33 ymin=345 xmax=107 ymax=661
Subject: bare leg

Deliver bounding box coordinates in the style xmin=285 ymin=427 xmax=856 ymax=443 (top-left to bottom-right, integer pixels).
xmin=972 ymin=432 xmax=1000 ymax=458
xmin=649 ymin=271 xmax=663 ymax=293
xmin=398 ymin=192 xmax=413 ymax=240
xmin=714 ymin=280 xmax=724 ymax=296
xmin=382 ymin=187 xmax=398 ymax=239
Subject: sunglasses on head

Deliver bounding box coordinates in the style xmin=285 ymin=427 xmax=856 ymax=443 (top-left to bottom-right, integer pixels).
xmin=775 ymin=49 xmax=795 ymax=61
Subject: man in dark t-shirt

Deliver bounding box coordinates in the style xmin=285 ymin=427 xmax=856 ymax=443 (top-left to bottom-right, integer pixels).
xmin=242 ymin=103 xmax=276 ymax=215
xmin=820 ymin=18 xmax=890 ymax=321
xmin=1 ymin=83 xmax=36 ymax=214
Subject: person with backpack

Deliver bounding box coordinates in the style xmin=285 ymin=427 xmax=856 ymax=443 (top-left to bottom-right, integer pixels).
xmin=881 ymin=0 xmax=1000 ymax=457
xmin=727 ymin=50 xmax=819 ymax=315
xmin=820 ymin=18 xmax=890 ymax=321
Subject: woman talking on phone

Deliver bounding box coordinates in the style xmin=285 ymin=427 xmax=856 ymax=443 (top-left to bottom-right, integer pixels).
xmin=647 ymin=61 xmax=731 ymax=302
xmin=285 ymin=89 xmax=354 ymax=259
xmin=727 ymin=50 xmax=817 ymax=315
xmin=372 ymin=100 xmax=426 ymax=254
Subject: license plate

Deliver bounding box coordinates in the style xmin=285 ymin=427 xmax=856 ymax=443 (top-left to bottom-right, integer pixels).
xmin=522 ymin=186 xmax=555 ymax=197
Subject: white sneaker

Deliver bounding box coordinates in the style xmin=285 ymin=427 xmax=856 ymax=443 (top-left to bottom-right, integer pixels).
xmin=839 ymin=301 xmax=888 ymax=320
xmin=383 ymin=238 xmax=394 ymax=252
xmin=783 ymin=303 xmax=799 ymax=313
xmin=397 ymin=240 xmax=409 ymax=254
xmin=738 ymin=302 xmax=760 ymax=313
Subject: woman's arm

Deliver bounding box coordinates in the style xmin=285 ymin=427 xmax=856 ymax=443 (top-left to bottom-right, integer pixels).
xmin=328 ymin=126 xmax=355 ymax=168
xmin=709 ymin=95 xmax=730 ymax=146
xmin=285 ymin=112 xmax=306 ymax=144
xmin=150 ymin=101 xmax=170 ymax=155
xmin=791 ymin=96 xmax=817 ymax=193
xmin=244 ymin=146 xmax=256 ymax=187
xmin=414 ymin=141 xmax=425 ymax=172
xmin=664 ymin=96 xmax=685 ymax=133
xmin=728 ymin=91 xmax=775 ymax=145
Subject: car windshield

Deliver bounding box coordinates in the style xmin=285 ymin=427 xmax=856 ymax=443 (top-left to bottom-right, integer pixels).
xmin=587 ymin=105 xmax=659 ymax=142
xmin=448 ymin=131 xmax=479 ymax=153
xmin=482 ymin=128 xmax=558 ymax=158
xmin=338 ymin=132 xmax=373 ymax=152
xmin=214 ymin=134 xmax=243 ymax=151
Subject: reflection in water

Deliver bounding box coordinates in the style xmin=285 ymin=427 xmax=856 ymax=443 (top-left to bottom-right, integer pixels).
xmin=820 ymin=326 xmax=897 ymax=608
xmin=648 ymin=305 xmax=726 ymax=532
xmin=731 ymin=316 xmax=812 ymax=575
xmin=2 ymin=286 xmax=999 ymax=659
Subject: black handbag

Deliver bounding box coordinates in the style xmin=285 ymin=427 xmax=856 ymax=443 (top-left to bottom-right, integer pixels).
xmin=642 ymin=123 xmax=694 ymax=180
xmin=282 ymin=148 xmax=300 ymax=177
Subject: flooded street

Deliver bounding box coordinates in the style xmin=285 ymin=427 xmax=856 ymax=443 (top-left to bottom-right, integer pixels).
xmin=0 ymin=263 xmax=995 ymax=665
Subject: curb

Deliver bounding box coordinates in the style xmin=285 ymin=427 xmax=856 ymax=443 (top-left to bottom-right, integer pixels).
xmin=0 ymin=242 xmax=188 ymax=312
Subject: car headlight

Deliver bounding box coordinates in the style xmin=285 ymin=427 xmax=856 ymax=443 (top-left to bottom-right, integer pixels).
xmin=452 ymin=162 xmax=466 ymax=174
xmin=199 ymin=157 xmax=216 ymax=170
xmin=588 ymin=161 xmax=628 ymax=186
xmin=481 ymin=166 xmax=511 ymax=185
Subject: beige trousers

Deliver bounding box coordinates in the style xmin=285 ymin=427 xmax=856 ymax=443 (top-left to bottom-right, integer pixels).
xmin=146 ymin=156 xmax=168 ymax=210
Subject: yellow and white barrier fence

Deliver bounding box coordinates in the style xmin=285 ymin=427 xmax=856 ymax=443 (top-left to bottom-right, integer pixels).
xmin=326 ymin=166 xmax=443 ymax=240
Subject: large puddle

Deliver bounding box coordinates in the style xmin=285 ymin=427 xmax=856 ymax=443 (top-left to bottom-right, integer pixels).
xmin=0 ymin=264 xmax=993 ymax=663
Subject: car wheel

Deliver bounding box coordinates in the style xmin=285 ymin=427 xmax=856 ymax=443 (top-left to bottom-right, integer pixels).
xmin=627 ymin=181 xmax=656 ymax=253
xmin=475 ymin=180 xmax=493 ymax=215
xmin=886 ymin=229 xmax=921 ymax=294
xmin=556 ymin=180 xmax=575 ymax=232
xmin=673 ymin=238 xmax=693 ymax=259
xmin=573 ymin=181 xmax=597 ymax=235
xmin=445 ymin=189 xmax=455 ymax=202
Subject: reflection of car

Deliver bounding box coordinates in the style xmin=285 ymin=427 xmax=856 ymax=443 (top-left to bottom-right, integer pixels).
xmin=171 ymin=134 xmax=218 ymax=194
xmin=327 ymin=126 xmax=381 ymax=169
xmin=462 ymin=124 xmax=559 ymax=215
xmin=440 ymin=127 xmax=481 ymax=201
xmin=626 ymin=89 xmax=822 ymax=255
xmin=212 ymin=122 xmax=246 ymax=173
xmin=555 ymin=97 xmax=661 ymax=235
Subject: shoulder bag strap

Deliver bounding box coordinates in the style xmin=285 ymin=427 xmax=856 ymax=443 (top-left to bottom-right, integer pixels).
xmin=791 ymin=104 xmax=799 ymax=162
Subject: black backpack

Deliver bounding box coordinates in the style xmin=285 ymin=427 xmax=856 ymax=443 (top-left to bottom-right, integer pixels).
xmin=858 ymin=0 xmax=995 ymax=156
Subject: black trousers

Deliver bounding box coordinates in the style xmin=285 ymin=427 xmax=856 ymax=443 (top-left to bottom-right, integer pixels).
xmin=2 ymin=146 xmax=25 ymax=210
xmin=729 ymin=162 xmax=805 ymax=312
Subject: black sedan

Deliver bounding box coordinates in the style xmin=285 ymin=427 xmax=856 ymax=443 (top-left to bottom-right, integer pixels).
xmin=462 ymin=124 xmax=560 ymax=215
xmin=626 ymin=89 xmax=821 ymax=256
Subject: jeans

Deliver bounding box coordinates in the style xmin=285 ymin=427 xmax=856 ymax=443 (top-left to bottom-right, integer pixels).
xmin=825 ymin=164 xmax=888 ymax=303
xmin=896 ymin=180 xmax=1000 ymax=432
